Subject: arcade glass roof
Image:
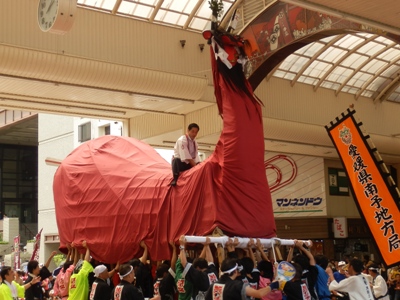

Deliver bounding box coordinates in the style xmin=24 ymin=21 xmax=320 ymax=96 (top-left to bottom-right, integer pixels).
xmin=77 ymin=1 xmax=400 ymax=103
xmin=272 ymin=32 xmax=400 ymax=103
xmin=77 ymin=0 xmax=235 ymax=32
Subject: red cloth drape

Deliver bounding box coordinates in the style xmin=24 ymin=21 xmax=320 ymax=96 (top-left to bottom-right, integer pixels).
xmin=53 ymin=46 xmax=276 ymax=263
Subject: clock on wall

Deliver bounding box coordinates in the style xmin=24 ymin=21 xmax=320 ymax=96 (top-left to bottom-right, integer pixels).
xmin=37 ymin=0 xmax=77 ymax=34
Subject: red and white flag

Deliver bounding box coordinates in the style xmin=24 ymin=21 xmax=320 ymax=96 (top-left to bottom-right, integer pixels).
xmin=14 ymin=235 xmax=20 ymax=269
xmin=30 ymin=228 xmax=43 ymax=261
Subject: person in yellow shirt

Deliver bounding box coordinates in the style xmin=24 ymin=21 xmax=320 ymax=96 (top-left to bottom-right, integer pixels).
xmin=69 ymin=241 xmax=94 ymax=300
xmin=0 ymin=266 xmax=40 ymax=300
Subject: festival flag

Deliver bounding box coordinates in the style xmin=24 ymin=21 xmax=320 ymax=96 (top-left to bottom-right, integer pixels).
xmin=326 ymin=109 xmax=400 ymax=267
xmin=14 ymin=235 xmax=20 ymax=269
xmin=30 ymin=228 xmax=43 ymax=262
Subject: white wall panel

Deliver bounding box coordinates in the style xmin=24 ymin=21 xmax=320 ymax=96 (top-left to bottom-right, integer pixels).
xmin=1 ymin=0 xmax=210 ymax=78
xmin=186 ymin=104 xmax=222 ymax=137
xmin=129 ymin=113 xmax=183 ymax=140
xmin=38 ymin=113 xmax=75 ymax=265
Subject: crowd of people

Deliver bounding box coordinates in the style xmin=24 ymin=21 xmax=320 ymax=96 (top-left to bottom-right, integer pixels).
xmin=1 ymin=237 xmax=400 ymax=300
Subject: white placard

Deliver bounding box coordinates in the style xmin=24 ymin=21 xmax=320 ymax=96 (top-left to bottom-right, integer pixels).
xmin=333 ymin=217 xmax=348 ymax=238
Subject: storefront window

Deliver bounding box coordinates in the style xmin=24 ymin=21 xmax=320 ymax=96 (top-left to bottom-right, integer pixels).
xmin=0 ymin=145 xmax=37 ymax=223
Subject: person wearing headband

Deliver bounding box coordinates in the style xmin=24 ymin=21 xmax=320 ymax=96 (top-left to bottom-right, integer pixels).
xmin=90 ymin=263 xmax=119 ymax=300
xmin=111 ymin=264 xmax=144 ymax=300
xmin=205 ymin=258 xmax=277 ymax=300
xmin=368 ymin=264 xmax=389 ymax=300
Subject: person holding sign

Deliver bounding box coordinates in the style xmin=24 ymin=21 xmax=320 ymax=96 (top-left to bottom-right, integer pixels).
xmin=278 ymin=262 xmax=311 ymax=300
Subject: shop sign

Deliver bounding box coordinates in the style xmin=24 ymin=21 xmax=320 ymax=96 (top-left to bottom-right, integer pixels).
xmin=333 ymin=217 xmax=348 ymax=238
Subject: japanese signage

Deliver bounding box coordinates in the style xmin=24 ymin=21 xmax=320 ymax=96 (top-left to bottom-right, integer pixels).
xmin=333 ymin=217 xmax=348 ymax=238
xmin=326 ymin=110 xmax=400 ymax=267
xmin=14 ymin=235 xmax=20 ymax=270
xmin=266 ymin=153 xmax=326 ymax=217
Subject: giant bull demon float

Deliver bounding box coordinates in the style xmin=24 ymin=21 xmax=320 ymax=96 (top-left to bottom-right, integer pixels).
xmin=53 ymin=7 xmax=276 ymax=264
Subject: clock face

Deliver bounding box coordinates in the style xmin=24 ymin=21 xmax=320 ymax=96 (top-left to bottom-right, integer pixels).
xmin=38 ymin=0 xmax=59 ymax=31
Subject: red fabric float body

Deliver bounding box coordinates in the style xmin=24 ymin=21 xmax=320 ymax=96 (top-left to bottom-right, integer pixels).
xmin=53 ymin=45 xmax=276 ymax=263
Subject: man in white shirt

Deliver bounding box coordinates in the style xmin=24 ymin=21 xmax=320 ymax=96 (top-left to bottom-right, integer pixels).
xmin=327 ymin=258 xmax=374 ymax=300
xmin=170 ymin=123 xmax=200 ymax=186
xmin=367 ymin=264 xmax=389 ymax=300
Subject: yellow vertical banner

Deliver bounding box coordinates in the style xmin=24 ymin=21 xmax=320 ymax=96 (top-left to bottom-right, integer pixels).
xmin=326 ymin=110 xmax=400 ymax=267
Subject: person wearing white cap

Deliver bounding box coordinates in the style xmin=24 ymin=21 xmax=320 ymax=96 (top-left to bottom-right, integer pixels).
xmin=111 ymin=264 xmax=144 ymax=300
xmin=205 ymin=258 xmax=277 ymax=300
xmin=332 ymin=261 xmax=349 ymax=299
xmin=90 ymin=265 xmax=112 ymax=300
xmin=333 ymin=261 xmax=347 ymax=283
xmin=368 ymin=264 xmax=389 ymax=300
